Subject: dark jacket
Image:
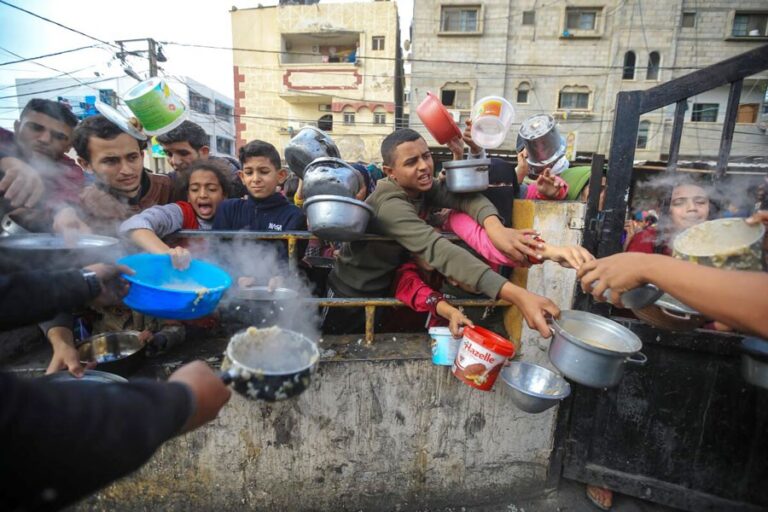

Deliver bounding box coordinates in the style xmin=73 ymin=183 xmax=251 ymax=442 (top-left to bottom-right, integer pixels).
xmin=213 ymin=193 xmax=306 ymax=232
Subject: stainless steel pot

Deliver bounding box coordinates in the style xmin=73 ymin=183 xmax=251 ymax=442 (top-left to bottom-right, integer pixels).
xmin=633 ymin=293 xmax=705 ymax=331
xmin=549 ymin=310 xmax=647 ymax=388
xmin=518 ymin=114 xmax=566 ymax=173
xmin=0 ymin=214 xmax=28 ymax=237
xmin=443 ymin=158 xmax=490 ymax=193
xmin=77 ymin=330 xmax=146 ymax=377
xmin=284 ymin=126 xmax=341 ymax=179
xmin=304 ymin=194 xmax=374 ymax=241
xmin=302 ymin=157 xmax=364 ymax=199
xmin=741 ymin=337 xmax=768 ymax=390
xmin=0 ymin=233 xmax=121 ymax=269
xmin=673 ymin=218 xmax=765 ymax=271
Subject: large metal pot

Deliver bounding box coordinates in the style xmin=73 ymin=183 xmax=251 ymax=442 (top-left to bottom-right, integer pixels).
xmin=741 ymin=337 xmax=768 ymax=390
xmin=304 ymin=194 xmax=373 ymax=241
xmin=221 ymin=286 xmax=299 ymax=331
xmin=219 ymin=327 xmax=319 ymax=401
xmin=302 ymin=157 xmax=364 ymax=199
xmin=518 ymin=114 xmax=566 ymax=174
xmin=0 ymin=233 xmax=121 ymax=269
xmin=549 ymin=310 xmax=647 ymax=388
xmin=77 ymin=330 xmax=146 ymax=377
xmin=633 ymin=293 xmax=705 ymax=331
xmin=284 ymin=126 xmax=340 ymax=179
xmin=443 ymin=158 xmax=490 ymax=193
xmin=673 ymin=218 xmax=765 ymax=271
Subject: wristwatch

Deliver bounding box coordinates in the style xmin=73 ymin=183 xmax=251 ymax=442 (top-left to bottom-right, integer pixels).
xmin=80 ymin=269 xmax=102 ymax=299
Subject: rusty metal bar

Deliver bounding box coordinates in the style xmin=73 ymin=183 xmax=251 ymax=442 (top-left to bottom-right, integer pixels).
xmin=287 ymin=237 xmax=298 ymax=270
xmin=174 ymin=230 xmax=459 ymax=242
xmin=304 ymin=297 xmax=507 ymax=307
xmin=364 ymin=305 xmax=375 ymax=344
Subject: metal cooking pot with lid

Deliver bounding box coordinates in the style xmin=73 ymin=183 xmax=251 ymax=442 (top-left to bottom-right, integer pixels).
xmin=549 ymin=310 xmax=647 ymax=388
xmin=443 ymin=158 xmax=490 ymax=193
xmin=673 ymin=218 xmax=765 ymax=271
xmin=304 ymin=194 xmax=374 ymax=241
xmin=518 ymin=114 xmax=566 ymax=174
xmin=302 ymin=157 xmax=364 ymax=199
xmin=284 ymin=126 xmax=341 ymax=179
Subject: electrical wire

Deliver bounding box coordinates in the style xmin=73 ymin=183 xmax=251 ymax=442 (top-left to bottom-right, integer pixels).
xmin=0 ymin=44 xmax=101 ymax=67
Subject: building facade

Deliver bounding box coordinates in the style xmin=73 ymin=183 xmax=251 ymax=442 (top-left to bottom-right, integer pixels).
xmin=408 ymin=0 xmax=768 ymax=161
xmin=230 ymin=1 xmax=402 ymax=164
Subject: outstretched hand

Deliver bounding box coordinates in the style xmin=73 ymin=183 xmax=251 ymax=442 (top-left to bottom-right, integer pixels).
xmin=577 ymin=252 xmax=652 ymax=306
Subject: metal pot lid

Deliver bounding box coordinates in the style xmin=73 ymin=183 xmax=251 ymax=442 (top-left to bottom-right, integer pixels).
xmin=519 ymin=114 xmax=556 ymax=140
xmin=654 ymin=293 xmax=700 ymax=316
xmin=303 ymin=194 xmax=374 ymax=213
xmin=552 ymin=310 xmax=642 ymax=355
xmin=742 ymin=337 xmax=768 ymax=360
xmin=40 ymin=369 xmax=128 ymax=384
xmin=673 ymin=218 xmax=765 ymax=258
xmin=236 ymin=286 xmax=299 ymax=302
xmin=442 ymin=158 xmax=491 ymax=171
xmin=0 ymin=233 xmax=120 ymax=250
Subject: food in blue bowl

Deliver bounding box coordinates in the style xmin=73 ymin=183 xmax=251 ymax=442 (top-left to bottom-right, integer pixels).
xmin=118 ymin=254 xmax=232 ymax=320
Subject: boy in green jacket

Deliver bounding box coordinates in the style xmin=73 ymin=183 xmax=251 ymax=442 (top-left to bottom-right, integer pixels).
xmin=326 ymin=129 xmax=560 ymax=337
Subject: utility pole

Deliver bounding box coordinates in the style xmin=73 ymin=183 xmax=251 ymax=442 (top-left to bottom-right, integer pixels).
xmin=115 ymin=38 xmax=163 ymax=78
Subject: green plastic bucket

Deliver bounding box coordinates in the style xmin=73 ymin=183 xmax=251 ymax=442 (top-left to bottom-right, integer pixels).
xmin=123 ymin=78 xmax=186 ymax=135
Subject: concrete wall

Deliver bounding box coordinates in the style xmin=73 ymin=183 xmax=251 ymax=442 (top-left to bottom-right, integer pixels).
xmin=409 ymin=0 xmax=768 ymax=161
xmin=79 ymin=199 xmax=587 ymax=511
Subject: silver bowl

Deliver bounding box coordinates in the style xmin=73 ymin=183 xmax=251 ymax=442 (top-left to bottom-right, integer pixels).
xmin=500 ymin=362 xmax=571 ymax=413
xmin=443 ymin=158 xmax=490 ymax=193
xmin=304 ymin=195 xmax=374 ymax=241
xmin=302 ymin=157 xmax=364 ymax=199
xmin=40 ymin=369 xmax=128 ymax=384
xmin=77 ymin=330 xmax=146 ymax=376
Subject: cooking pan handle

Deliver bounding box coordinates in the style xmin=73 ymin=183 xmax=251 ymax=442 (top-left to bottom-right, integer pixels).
xmin=626 ymin=352 xmax=648 ymax=366
xmin=658 ymin=307 xmax=693 ymax=321
xmin=218 ymin=369 xmax=236 ymax=385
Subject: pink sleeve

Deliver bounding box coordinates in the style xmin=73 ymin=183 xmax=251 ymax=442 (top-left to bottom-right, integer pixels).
xmin=525 ymin=176 xmax=569 ymax=200
xmin=443 ymin=211 xmax=516 ymax=268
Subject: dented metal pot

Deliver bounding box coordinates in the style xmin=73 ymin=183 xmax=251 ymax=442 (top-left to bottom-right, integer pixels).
xmin=302 ymin=157 xmax=364 ymax=199
xmin=443 ymin=158 xmax=490 ymax=193
xmin=284 ymin=126 xmax=340 ymax=179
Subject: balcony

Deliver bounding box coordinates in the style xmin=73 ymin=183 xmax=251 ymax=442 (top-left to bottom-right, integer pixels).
xmin=281 ymin=32 xmax=360 ymax=65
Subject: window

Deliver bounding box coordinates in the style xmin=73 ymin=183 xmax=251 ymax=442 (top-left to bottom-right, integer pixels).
xmin=372 ymin=36 xmax=385 ymax=51
xmin=216 ymin=136 xmax=233 ymax=155
xmin=737 ymin=103 xmax=759 ymax=124
xmin=558 ymin=86 xmax=591 ymax=110
xmin=402 ymin=113 xmax=410 ymax=127
xmin=691 ymin=103 xmax=719 ymax=122
xmin=636 ymin=120 xmax=650 ymax=149
xmin=318 ymin=114 xmax=333 ymax=131
xmin=440 ymin=83 xmax=472 ymax=110
xmin=522 ymin=10 xmax=535 ymax=26
xmin=189 ymin=92 xmax=210 ymax=114
xmin=566 ymin=8 xmax=599 ymax=31
xmin=732 ymin=12 xmax=768 ymax=37
xmin=516 ymin=82 xmax=530 ymax=104
xmin=681 ymin=12 xmax=696 ymax=28
xmin=215 ymin=101 xmax=232 ymax=122
xmin=319 ymin=104 xmax=332 ymax=112
xmin=343 ymin=110 xmax=355 ymax=125
xmin=622 ymin=51 xmax=636 ymax=80
xmin=440 ymin=6 xmax=481 ymax=34
xmin=374 ymin=111 xmax=387 ymax=125
xmin=403 ymin=90 xmax=410 ymax=103
xmin=647 ymin=51 xmax=661 ymax=80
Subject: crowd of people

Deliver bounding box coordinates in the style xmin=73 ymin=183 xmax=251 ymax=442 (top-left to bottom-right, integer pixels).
xmin=1 ymin=96 xmax=767 ymax=510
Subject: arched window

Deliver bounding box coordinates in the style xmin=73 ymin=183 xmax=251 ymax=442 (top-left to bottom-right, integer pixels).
xmin=622 ymin=51 xmax=636 ymax=80
xmin=647 ymin=51 xmax=661 ymax=80
xmin=636 ymin=120 xmax=650 ymax=149
xmin=318 ymin=114 xmax=333 ymax=131
xmin=373 ymin=107 xmax=387 ymax=125
xmin=516 ymin=82 xmax=531 ymax=104
xmin=342 ymin=107 xmax=355 ymax=125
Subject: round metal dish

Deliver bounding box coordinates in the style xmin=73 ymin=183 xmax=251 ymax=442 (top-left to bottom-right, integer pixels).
xmin=40 ymin=369 xmax=128 ymax=384
xmin=236 ymin=286 xmax=299 ymax=302
xmin=673 ymin=218 xmax=765 ymax=271
xmin=443 ymin=158 xmax=490 ymax=193
xmin=0 ymin=233 xmax=119 ymax=250
xmin=304 ymin=195 xmax=374 ymax=242
xmin=77 ymin=330 xmax=146 ymax=377
xmin=500 ymin=362 xmax=571 ymax=414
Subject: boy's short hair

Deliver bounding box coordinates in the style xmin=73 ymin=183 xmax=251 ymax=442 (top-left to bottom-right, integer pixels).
xmin=21 ymin=98 xmax=78 ymax=128
xmin=73 ymin=115 xmax=146 ymax=163
xmin=239 ymin=139 xmax=281 ymax=170
xmin=176 ymin=159 xmax=232 ymax=198
xmin=381 ymin=128 xmax=423 ymax=167
xmin=156 ymin=120 xmax=209 ymax=150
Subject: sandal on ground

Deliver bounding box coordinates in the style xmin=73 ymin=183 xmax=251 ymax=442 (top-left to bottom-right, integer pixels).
xmin=586 ymin=484 xmax=613 ymax=511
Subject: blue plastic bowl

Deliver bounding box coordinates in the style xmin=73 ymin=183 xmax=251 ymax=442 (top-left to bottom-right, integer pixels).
xmin=118 ymin=254 xmax=232 ymax=320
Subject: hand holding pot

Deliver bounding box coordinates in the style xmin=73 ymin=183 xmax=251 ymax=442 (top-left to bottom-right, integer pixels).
xmin=446 ymin=136 xmax=465 ymax=161
xmin=84 ymin=263 xmax=134 ymax=307
xmin=578 ymin=253 xmax=651 ymax=307
xmin=0 ymin=157 xmax=45 ymax=208
xmin=500 ymin=282 xmax=560 ymax=338
xmin=170 ymin=361 xmax=231 ymax=433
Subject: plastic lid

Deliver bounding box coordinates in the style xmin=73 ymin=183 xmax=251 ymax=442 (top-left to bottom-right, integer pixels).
xmin=463 ymin=326 xmax=516 ymax=357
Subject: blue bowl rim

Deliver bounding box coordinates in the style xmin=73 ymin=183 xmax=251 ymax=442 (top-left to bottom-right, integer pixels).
xmin=117 ymin=254 xmax=232 ymax=293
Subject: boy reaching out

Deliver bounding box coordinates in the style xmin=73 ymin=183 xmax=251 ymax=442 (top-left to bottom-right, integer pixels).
xmin=327 ymin=129 xmax=560 ymax=337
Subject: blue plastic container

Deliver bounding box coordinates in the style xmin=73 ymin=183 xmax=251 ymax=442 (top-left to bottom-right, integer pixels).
xmin=118 ymin=254 xmax=232 ymax=320
xmin=429 ymin=326 xmax=461 ymax=366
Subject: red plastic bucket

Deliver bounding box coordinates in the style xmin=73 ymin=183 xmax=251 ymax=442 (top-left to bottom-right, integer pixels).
xmin=452 ymin=326 xmax=516 ymax=391
xmin=416 ymin=92 xmax=462 ymax=144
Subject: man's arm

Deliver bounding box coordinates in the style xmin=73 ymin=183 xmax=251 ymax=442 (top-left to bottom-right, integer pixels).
xmin=578 ymin=253 xmax=768 ymax=339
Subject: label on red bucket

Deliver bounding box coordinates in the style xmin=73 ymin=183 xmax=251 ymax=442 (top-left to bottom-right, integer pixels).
xmin=452 ymin=326 xmax=514 ymax=391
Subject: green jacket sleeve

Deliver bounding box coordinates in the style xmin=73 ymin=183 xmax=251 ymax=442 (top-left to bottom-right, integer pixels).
xmin=375 ymin=194 xmax=507 ymax=299
xmin=427 ymin=179 xmax=500 ymax=225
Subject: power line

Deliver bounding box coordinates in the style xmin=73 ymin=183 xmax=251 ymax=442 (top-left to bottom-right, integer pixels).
xmin=0 ymin=0 xmax=116 ymax=49
xmin=0 ymin=76 xmax=121 ymax=101
xmin=0 ymin=44 xmax=100 ymax=67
